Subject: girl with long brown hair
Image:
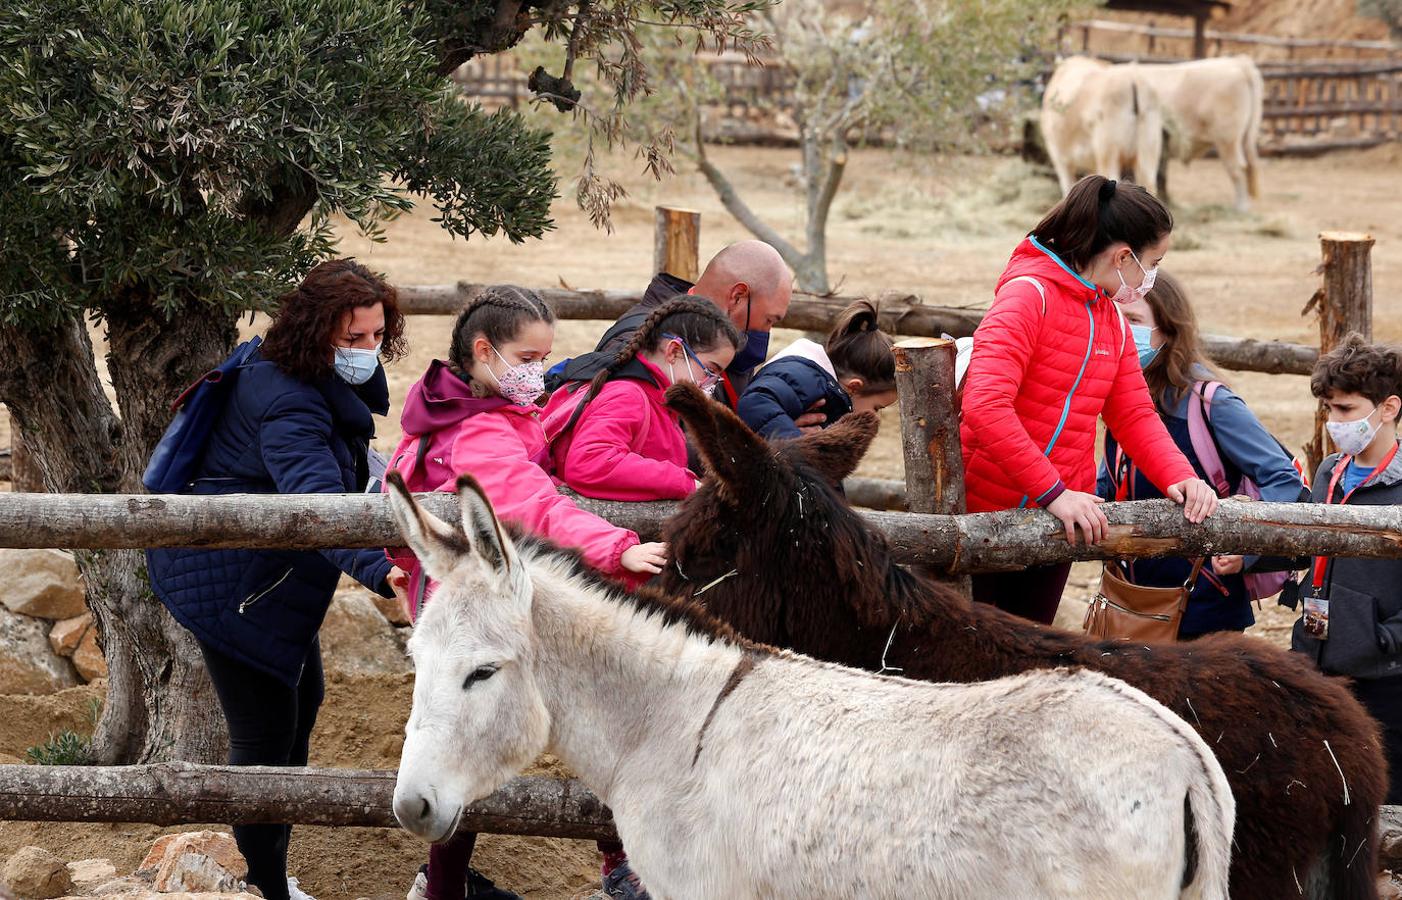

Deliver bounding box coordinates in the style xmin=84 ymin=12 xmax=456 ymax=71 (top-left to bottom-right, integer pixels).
xmin=1098 ymin=270 xmax=1308 ymax=637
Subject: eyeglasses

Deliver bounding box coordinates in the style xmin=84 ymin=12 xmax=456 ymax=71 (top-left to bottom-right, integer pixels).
xmin=663 ymin=333 xmax=722 ymax=390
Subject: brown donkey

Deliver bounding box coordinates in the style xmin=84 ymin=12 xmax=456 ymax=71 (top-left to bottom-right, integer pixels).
xmin=659 ymin=383 xmax=1386 ymax=900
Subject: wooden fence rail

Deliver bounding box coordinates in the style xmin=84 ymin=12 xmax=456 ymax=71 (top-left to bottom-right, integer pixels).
xmin=397 ymin=284 xmax=1319 ymax=376
xmin=6 ymin=492 xmax=1402 ymax=574
xmin=0 ymin=764 xmax=616 ymax=840
xmin=4 ymin=761 xmax=1402 ymax=879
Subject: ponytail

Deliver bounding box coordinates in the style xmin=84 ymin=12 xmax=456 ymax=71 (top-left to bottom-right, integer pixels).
xmin=447 ymin=285 xmax=555 ymax=379
xmin=825 ymin=299 xmax=895 ymax=393
xmin=1032 ymin=175 xmax=1172 ymax=272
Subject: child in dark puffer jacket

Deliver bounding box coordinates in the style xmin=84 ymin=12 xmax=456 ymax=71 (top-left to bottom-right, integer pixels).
xmin=737 ymin=299 xmax=898 ymax=440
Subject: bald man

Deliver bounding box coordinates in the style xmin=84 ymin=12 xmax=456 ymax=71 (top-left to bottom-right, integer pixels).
xmin=550 ymin=240 xmax=795 ymax=407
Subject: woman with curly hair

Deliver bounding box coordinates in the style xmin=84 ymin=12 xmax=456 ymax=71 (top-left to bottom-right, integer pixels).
xmin=147 ymin=258 xmax=409 ymax=900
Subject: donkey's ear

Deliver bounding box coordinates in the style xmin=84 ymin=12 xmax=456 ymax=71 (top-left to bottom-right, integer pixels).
xmin=455 ymin=474 xmax=518 ymax=574
xmin=386 ymin=471 xmax=469 ymax=580
xmin=792 ymin=410 xmax=880 ymax=486
xmin=665 ymin=383 xmax=774 ymax=501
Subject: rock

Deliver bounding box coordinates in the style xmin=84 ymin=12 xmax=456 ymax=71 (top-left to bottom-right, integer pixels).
xmin=3 ymin=846 xmax=73 ymax=899
xmin=65 ymin=859 xmax=116 ymax=893
xmin=0 ymin=605 xmax=80 ymax=694
xmin=320 ymin=592 xmax=409 ymax=676
xmin=1380 ymin=873 xmax=1402 ymax=900
xmin=88 ymin=875 xmax=152 ymax=895
xmin=137 ymin=831 xmax=247 ymax=894
xmin=0 ymin=549 xmax=86 ymax=620
xmin=71 ymin=628 xmax=107 ymax=682
xmin=371 ymin=591 xmax=412 ymax=627
xmin=47 ymin=614 xmax=91 ymax=658
xmin=1380 ymin=806 xmax=1402 ymax=870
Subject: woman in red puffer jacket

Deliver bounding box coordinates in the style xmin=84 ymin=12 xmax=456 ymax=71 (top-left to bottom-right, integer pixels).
xmin=961 ymin=175 xmax=1218 ymax=624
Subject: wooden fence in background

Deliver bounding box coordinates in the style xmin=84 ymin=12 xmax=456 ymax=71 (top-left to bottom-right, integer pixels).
xmin=453 ymin=22 xmax=1402 ymax=154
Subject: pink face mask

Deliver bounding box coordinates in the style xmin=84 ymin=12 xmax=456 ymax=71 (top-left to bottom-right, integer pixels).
xmin=487 ymin=346 xmax=545 ymax=406
xmin=1109 ymin=250 xmax=1158 ymax=305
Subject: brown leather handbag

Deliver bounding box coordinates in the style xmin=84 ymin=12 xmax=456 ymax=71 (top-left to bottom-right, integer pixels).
xmin=1083 ymin=559 xmax=1206 ymax=643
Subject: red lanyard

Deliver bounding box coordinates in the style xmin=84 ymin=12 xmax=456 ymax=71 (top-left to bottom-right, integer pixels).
xmin=1310 ymin=442 xmax=1399 ymax=593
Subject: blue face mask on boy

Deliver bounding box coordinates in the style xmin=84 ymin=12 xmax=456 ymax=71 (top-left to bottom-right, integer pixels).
xmin=1131 ymin=324 xmax=1159 ymax=368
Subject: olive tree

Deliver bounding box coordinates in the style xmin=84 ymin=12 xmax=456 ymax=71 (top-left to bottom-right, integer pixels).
xmin=0 ymin=0 xmax=762 ymax=763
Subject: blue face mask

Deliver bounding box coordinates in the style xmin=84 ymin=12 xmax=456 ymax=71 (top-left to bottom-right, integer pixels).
xmin=1131 ymin=324 xmax=1159 ymax=367
xmin=726 ymin=291 xmax=771 ymax=374
xmin=731 ymin=329 xmax=770 ymax=374
xmin=333 ymin=344 xmax=381 ymax=385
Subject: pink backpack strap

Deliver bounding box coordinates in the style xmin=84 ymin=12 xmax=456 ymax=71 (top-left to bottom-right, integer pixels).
xmin=1186 ymin=381 xmax=1231 ymax=497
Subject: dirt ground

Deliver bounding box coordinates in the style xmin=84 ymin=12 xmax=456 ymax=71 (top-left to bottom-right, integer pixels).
xmin=3 ymin=143 xmax=1402 ymax=898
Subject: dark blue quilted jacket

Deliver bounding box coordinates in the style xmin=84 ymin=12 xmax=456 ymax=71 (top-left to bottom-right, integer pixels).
xmin=737 ymin=349 xmax=854 ymax=440
xmin=147 ymin=352 xmax=394 ymax=686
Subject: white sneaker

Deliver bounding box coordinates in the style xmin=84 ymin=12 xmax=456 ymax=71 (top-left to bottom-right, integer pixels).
xmin=288 ymin=876 xmax=318 ymax=900
xmin=405 ymin=866 xmax=429 ymax=900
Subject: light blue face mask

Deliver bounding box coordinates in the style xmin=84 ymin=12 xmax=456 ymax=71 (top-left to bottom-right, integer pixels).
xmin=333 ymin=344 xmax=381 ymax=385
xmin=1131 ymin=324 xmax=1159 ymax=367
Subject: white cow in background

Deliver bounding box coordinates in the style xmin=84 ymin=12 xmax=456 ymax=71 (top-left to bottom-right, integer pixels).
xmin=1138 ymin=56 xmax=1265 ymax=211
xmin=1041 ymin=56 xmax=1164 ymax=196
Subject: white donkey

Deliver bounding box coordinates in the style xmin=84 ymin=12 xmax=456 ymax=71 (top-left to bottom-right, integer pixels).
xmin=388 ymin=475 xmax=1234 ymax=900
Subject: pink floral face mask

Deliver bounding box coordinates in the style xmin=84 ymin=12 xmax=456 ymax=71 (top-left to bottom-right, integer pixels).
xmin=488 ymin=346 xmax=545 ymax=406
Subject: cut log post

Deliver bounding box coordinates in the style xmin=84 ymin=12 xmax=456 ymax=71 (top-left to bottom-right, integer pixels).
xmin=0 ymin=763 xmax=616 ymax=840
xmin=893 ymin=338 xmax=969 ymax=592
xmin=1305 ymin=231 xmax=1375 ymax=473
xmin=7 ymin=493 xmax=1402 ymax=574
xmin=397 ymin=285 xmax=1318 ymax=376
xmin=654 ymin=207 xmax=701 ymax=282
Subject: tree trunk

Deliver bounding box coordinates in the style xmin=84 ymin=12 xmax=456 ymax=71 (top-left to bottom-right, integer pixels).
xmin=0 ymin=303 xmax=236 ymax=765
xmin=0 ymin=763 xmax=617 ymax=840
xmin=95 ymin=302 xmax=238 ymax=763
xmin=7 ymin=413 xmax=44 ymax=493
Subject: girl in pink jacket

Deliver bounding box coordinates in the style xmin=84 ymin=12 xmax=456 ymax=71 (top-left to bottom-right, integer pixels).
xmin=384 ymin=286 xmax=667 ymax=900
xmin=543 ymin=297 xmax=740 ymax=500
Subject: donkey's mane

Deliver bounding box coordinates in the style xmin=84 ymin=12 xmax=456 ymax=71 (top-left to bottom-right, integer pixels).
xmin=503 ymin=524 xmax=769 ymax=654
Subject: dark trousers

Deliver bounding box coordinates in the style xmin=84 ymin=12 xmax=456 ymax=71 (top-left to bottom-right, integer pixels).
xmin=427 ymin=831 xmax=477 ymax=900
xmin=971 ymin=563 xmax=1074 ymax=626
xmin=201 ymin=639 xmax=325 ymax=900
xmin=1348 ymin=674 xmax=1402 ymax=805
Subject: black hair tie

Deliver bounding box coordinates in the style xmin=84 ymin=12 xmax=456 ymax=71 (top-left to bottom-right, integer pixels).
xmin=1098 ymin=179 xmax=1118 ymax=204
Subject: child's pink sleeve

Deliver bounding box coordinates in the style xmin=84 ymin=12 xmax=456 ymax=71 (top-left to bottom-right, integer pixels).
xmin=450 ymin=416 xmax=641 ymax=577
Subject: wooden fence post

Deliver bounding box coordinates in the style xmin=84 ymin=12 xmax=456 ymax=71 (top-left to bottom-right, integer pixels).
xmin=893 ymin=338 xmax=969 ymax=592
xmin=1305 ymin=231 xmax=1375 ymax=474
xmin=654 ymin=207 xmax=701 ymax=282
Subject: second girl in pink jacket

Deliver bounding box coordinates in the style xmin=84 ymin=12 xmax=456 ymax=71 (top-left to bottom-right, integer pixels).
xmin=543 ymin=297 xmax=740 ymax=501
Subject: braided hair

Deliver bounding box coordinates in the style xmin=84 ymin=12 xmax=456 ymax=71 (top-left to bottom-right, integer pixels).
xmin=447 ymin=285 xmax=555 ymax=381
xmin=575 ymin=295 xmax=741 ymax=415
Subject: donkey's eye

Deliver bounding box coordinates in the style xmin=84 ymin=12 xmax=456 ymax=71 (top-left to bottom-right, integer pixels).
xmin=463 ymin=666 xmax=499 ymax=689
